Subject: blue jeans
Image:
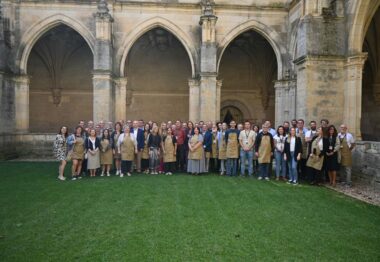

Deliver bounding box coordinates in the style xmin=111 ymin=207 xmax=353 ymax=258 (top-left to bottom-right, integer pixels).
xmin=240 ymin=149 xmax=254 ymax=176
xmin=259 ymin=163 xmax=270 ymax=178
xmin=226 ymin=158 xmax=237 ymax=176
xmin=288 ymin=152 xmax=298 ymax=182
xmin=274 ymin=150 xmax=286 ymax=178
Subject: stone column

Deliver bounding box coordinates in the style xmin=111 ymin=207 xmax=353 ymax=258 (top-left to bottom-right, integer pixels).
xmin=114 ymin=77 xmax=127 ymax=122
xmin=216 ymin=79 xmax=222 ymax=121
xmin=13 ymin=75 xmax=30 ymax=132
xmin=274 ymin=78 xmax=296 ymax=127
xmin=188 ymin=78 xmax=200 ymax=122
xmin=198 ymin=0 xmax=218 ymax=122
xmin=343 ymin=53 xmax=367 ymax=140
xmin=93 ymin=0 xmax=114 ymax=123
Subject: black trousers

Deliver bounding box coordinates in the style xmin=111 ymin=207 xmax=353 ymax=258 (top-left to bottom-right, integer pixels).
xmin=164 ymin=162 xmax=176 ymax=173
xmin=298 ymin=158 xmax=307 ymax=181
xmin=121 ymin=160 xmax=133 ymax=174
xmin=308 ymin=167 xmax=323 ymax=184
xmin=176 ymin=144 xmax=186 ymax=171
xmin=141 ymin=159 xmax=149 ymax=170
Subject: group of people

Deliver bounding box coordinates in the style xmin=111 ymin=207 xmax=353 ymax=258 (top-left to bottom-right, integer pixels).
xmin=53 ymin=118 xmax=355 ymax=187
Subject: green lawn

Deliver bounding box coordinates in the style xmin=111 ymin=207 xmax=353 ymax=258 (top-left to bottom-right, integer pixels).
xmin=0 ymin=162 xmax=379 ymax=261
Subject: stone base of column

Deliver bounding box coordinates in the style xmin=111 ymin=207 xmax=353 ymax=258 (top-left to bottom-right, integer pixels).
xmin=93 ymin=70 xmax=114 ymax=123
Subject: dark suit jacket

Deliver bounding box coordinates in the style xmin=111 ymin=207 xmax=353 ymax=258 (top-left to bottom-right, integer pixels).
xmin=284 ymin=136 xmax=302 ymax=162
xmin=131 ymin=128 xmax=145 ymax=150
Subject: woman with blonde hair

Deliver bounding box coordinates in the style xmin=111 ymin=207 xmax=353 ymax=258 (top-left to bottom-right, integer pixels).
xmin=67 ymin=126 xmax=85 ymax=180
xmin=53 ymin=126 xmax=69 ymax=181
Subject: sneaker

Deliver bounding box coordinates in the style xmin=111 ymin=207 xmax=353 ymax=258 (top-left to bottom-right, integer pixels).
xmin=71 ymin=176 xmax=77 ymax=181
xmin=258 ymin=176 xmax=263 ymax=180
xmin=120 ymin=174 xmax=124 ymax=178
xmin=107 ymin=173 xmax=110 ymax=177
xmin=288 ymin=179 xmax=292 ymax=183
xmin=58 ymin=176 xmax=65 ymax=181
xmin=127 ymin=173 xmax=131 ymax=177
xmin=169 ymin=172 xmax=173 ymax=175
xmin=293 ymin=182 xmax=298 ymax=186
xmin=265 ymin=177 xmax=270 ymax=181
xmin=100 ymin=173 xmax=104 ymax=177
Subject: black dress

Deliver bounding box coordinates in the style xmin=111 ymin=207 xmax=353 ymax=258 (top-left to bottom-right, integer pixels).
xmin=324 ymin=136 xmax=339 ymax=171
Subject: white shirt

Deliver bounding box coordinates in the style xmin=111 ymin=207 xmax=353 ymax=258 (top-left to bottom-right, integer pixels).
xmin=306 ymin=130 xmax=317 ymax=140
xmin=133 ymin=129 xmax=138 ymax=139
xmin=290 ymin=137 xmax=296 ymax=152
xmin=318 ymin=138 xmax=324 ymax=151
xmin=117 ymin=133 xmax=137 ymax=150
xmin=338 ymin=132 xmax=355 ymax=148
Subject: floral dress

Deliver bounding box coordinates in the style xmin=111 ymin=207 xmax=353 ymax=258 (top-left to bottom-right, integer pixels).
xmin=53 ymin=134 xmax=67 ymax=161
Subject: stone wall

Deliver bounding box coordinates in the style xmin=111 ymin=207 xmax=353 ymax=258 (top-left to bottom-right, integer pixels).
xmin=352 ymin=141 xmax=380 ymax=191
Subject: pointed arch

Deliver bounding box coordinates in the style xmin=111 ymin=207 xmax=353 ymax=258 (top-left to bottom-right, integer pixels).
xmin=117 ymin=16 xmax=197 ymax=77
xmin=217 ymin=20 xmax=286 ymax=80
xmin=16 ymin=14 xmax=95 ymax=75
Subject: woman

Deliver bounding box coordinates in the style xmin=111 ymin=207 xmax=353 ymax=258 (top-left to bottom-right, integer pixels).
xmin=142 ymin=123 xmax=151 ymax=174
xmin=273 ymin=126 xmax=287 ymax=181
xmin=158 ymin=122 xmax=167 ymax=174
xmin=187 ymin=127 xmax=205 ymax=175
xmin=284 ymin=127 xmax=302 ymax=185
xmin=252 ymin=124 xmax=260 ymax=174
xmin=100 ymin=129 xmax=113 ymax=177
xmin=217 ymin=122 xmax=228 ymax=175
xmin=117 ymin=125 xmax=138 ymax=177
xmin=67 ymin=126 xmax=85 ymax=180
xmin=53 ymin=126 xmax=68 ymax=181
xmin=111 ymin=122 xmax=123 ymax=176
xmin=86 ymin=128 xmax=101 ymax=177
xmin=324 ymin=125 xmax=340 ymax=187
xmin=306 ymin=127 xmax=327 ymax=185
xmin=210 ymin=124 xmax=219 ymax=172
xmin=148 ymin=126 xmax=162 ymax=174
xmin=162 ymin=127 xmax=177 ymax=175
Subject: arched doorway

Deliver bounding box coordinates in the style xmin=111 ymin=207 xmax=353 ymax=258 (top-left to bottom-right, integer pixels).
xmin=220 ymin=106 xmax=243 ymax=124
xmin=27 ymin=24 xmax=93 ymax=132
xmin=362 ymin=7 xmax=380 ymax=141
xmin=218 ymin=30 xmax=277 ymax=125
xmin=124 ymin=27 xmax=192 ymax=122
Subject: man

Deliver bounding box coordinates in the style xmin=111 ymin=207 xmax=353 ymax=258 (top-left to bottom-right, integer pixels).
xmin=203 ymin=124 xmax=213 ymax=172
xmin=296 ymin=119 xmax=309 ymax=181
xmin=78 ymin=120 xmax=85 ymax=129
xmin=305 ymin=121 xmax=317 ymax=143
xmin=239 ymin=121 xmax=256 ymax=177
xmin=291 ymin=119 xmax=297 ymax=129
xmin=138 ymin=119 xmax=144 ymax=130
xmin=255 ymin=124 xmax=274 ymax=180
xmin=87 ymin=120 xmax=94 ymax=129
xmin=283 ymin=121 xmax=290 ymax=135
xmin=131 ymin=120 xmax=145 ymax=173
xmin=338 ymin=124 xmax=355 ymax=187
xmin=174 ymin=120 xmax=186 ymax=172
xmin=225 ymin=120 xmax=240 ymax=176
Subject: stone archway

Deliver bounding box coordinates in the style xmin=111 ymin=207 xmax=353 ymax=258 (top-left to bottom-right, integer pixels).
xmin=123 ymin=26 xmax=192 ymax=122
xmin=27 ymin=24 xmax=93 ymax=132
xmin=361 ymin=7 xmax=380 ymax=141
xmin=218 ymin=29 xmax=278 ymax=125
xmin=220 ymin=106 xmax=243 ymax=124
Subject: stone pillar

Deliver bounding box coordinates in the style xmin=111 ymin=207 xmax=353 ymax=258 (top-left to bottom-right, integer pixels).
xmin=13 ymin=75 xmax=30 ymax=132
xmin=188 ymin=78 xmax=200 ymax=122
xmin=93 ymin=0 xmax=114 ymax=123
xmin=343 ymin=53 xmax=367 ymax=140
xmin=274 ymin=78 xmax=296 ymax=127
xmin=114 ymin=77 xmax=128 ymax=122
xmin=216 ymin=79 xmax=222 ymax=121
xmin=198 ymin=0 xmax=218 ymax=122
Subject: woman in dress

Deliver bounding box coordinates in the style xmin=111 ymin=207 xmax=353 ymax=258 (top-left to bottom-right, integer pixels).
xmin=67 ymin=126 xmax=85 ymax=180
xmin=252 ymin=124 xmax=260 ymax=174
xmin=273 ymin=126 xmax=287 ymax=181
xmin=217 ymin=122 xmax=228 ymax=175
xmin=100 ymin=129 xmax=113 ymax=177
xmin=324 ymin=125 xmax=340 ymax=187
xmin=54 ymin=126 xmax=68 ymax=181
xmin=284 ymin=127 xmax=302 ymax=185
xmin=187 ymin=127 xmax=205 ymax=175
xmin=148 ymin=126 xmax=162 ymax=175
xmin=86 ymin=128 xmax=101 ymax=177
xmin=142 ymin=123 xmax=151 ymax=174
xmin=111 ymin=122 xmax=123 ymax=176
xmin=162 ymin=127 xmax=177 ymax=175
xmin=117 ymin=125 xmax=138 ymax=177
xmin=210 ymin=124 xmax=219 ymax=172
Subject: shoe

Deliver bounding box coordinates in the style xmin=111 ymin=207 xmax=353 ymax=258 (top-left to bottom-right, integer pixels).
xmin=293 ymin=182 xmax=298 ymax=186
xmin=100 ymin=173 xmax=104 ymax=177
xmin=265 ymin=177 xmax=270 ymax=181
xmin=258 ymin=176 xmax=263 ymax=180
xmin=169 ymin=172 xmax=173 ymax=175
xmin=78 ymin=176 xmax=82 ymax=179
xmin=288 ymin=179 xmax=292 ymax=183
xmin=71 ymin=176 xmax=77 ymax=181
xmin=58 ymin=176 xmax=65 ymax=181
xmin=120 ymin=174 xmax=124 ymax=178
xmin=275 ymin=177 xmax=279 ymax=181
xmin=127 ymin=173 xmax=131 ymax=177
xmin=107 ymin=173 xmax=110 ymax=177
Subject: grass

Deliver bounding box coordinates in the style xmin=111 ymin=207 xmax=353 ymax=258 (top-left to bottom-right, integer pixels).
xmin=0 ymin=162 xmax=380 ymax=261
